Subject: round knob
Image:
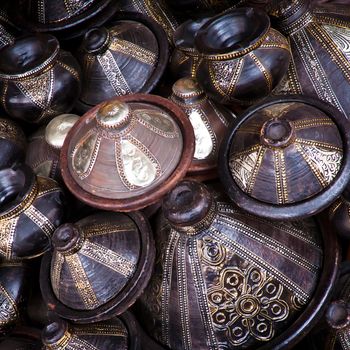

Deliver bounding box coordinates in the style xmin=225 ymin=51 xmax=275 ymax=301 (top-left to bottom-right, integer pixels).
xmin=52 ymin=223 xmax=83 ymax=255
xmin=163 ymin=180 xmax=214 ymax=233
xmin=45 ymin=114 xmax=80 ymax=150
xmin=96 ymin=101 xmax=132 ymax=130
xmin=326 ymin=300 xmax=350 ymax=330
xmin=83 ymin=27 xmax=110 ymax=54
xmin=42 ymin=320 xmax=70 ymax=347
xmin=261 ymin=118 xmax=294 ymax=148
xmin=172 ymin=77 xmax=205 ymax=103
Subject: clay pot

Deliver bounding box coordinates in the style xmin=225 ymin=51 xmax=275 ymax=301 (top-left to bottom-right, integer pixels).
xmin=170 ymin=77 xmax=236 ymax=180
xmin=10 ymin=0 xmax=119 ymax=40
xmin=26 ymin=114 xmax=79 ymax=182
xmin=0 ymin=34 xmax=81 ymax=124
xmin=61 ymin=94 xmax=195 ymax=212
xmin=169 ymin=18 xmax=209 ymax=80
xmin=75 ymin=12 xmax=168 ymax=112
xmin=0 ymin=164 xmax=65 ymax=260
xmin=194 ymin=7 xmax=291 ymax=105
xmin=137 ymin=180 xmax=339 ymax=349
xmin=270 ymin=0 xmax=350 ymax=119
xmin=40 ymin=211 xmax=155 ymax=323
xmin=219 ymin=95 xmax=350 ymax=220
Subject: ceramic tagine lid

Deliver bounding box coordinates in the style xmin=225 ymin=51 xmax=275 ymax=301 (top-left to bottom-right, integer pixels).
xmin=170 ymin=77 xmax=236 ymax=179
xmin=76 ymin=13 xmax=168 ymax=112
xmin=40 ymin=211 xmax=155 ymax=323
xmin=137 ymin=180 xmax=338 ymax=350
xmin=219 ymin=95 xmax=350 ymax=220
xmin=26 ymin=114 xmax=80 ymax=181
xmin=61 ymin=94 xmax=195 ymax=212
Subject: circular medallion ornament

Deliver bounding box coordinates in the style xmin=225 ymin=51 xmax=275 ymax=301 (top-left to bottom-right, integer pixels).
xmin=219 ymin=95 xmax=350 ymax=220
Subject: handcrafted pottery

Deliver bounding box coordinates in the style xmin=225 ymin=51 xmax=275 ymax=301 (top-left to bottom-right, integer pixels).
xmin=116 ymin=0 xmax=179 ymax=43
xmin=219 ymin=95 xmax=350 ymax=220
xmin=0 ymin=34 xmax=81 ymax=124
xmin=0 ymin=117 xmax=26 ymax=169
xmin=41 ymin=312 xmax=165 ymax=350
xmin=0 ymin=164 xmax=65 ymax=260
xmin=0 ymin=326 xmax=41 ymax=349
xmin=170 ymin=77 xmax=236 ymax=179
xmin=10 ymin=0 xmax=119 ymax=40
xmin=270 ymin=0 xmax=350 ymax=119
xmin=75 ymin=12 xmax=168 ymax=112
xmin=61 ymin=94 xmax=195 ymax=212
xmin=137 ymin=180 xmax=338 ymax=349
xmin=166 ymin=0 xmax=232 ymax=17
xmin=0 ymin=262 xmax=30 ymax=335
xmin=169 ymin=18 xmax=209 ymax=80
xmin=26 ymin=114 xmax=79 ymax=181
xmin=194 ymin=7 xmax=291 ymax=105
xmin=40 ymin=211 xmax=155 ymax=323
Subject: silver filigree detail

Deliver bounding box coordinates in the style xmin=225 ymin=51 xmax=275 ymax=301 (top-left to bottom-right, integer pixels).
xmin=323 ymin=24 xmax=350 ymax=62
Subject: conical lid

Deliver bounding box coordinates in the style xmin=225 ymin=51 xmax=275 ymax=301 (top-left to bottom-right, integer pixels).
xmin=219 ymin=96 xmax=350 ymax=220
xmin=40 ymin=211 xmax=155 ymax=322
xmin=61 ymin=94 xmax=195 ymax=212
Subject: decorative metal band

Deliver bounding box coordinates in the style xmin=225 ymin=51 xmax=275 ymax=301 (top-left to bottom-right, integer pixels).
xmin=339 ymin=330 xmax=350 ymax=350
xmin=79 ymin=241 xmax=136 ymax=278
xmin=249 ymin=52 xmax=273 ymax=92
xmin=65 ymin=254 xmax=100 ymax=309
xmin=171 ymin=201 xmax=217 ymax=236
xmin=274 ymin=149 xmax=289 ymax=204
xmin=0 ymin=25 xmax=14 ymax=47
xmin=66 ymin=336 xmax=99 ymax=350
xmin=198 ymin=28 xmax=270 ymax=61
xmin=0 ymin=283 xmax=18 ymax=325
xmin=64 ymin=0 xmax=94 ymax=17
xmin=24 ymin=205 xmax=56 ymax=238
xmin=209 ymin=227 xmax=310 ymax=303
xmin=177 ymin=236 xmax=192 ymax=350
xmin=97 ymin=50 xmax=132 ymax=96
xmin=0 ymin=181 xmax=38 ymax=220
xmin=216 ymin=214 xmax=320 ymax=273
xmin=295 ymin=138 xmax=342 ymax=152
xmin=292 ymin=118 xmax=334 ymax=130
xmin=83 ymin=222 xmax=136 ymax=237
xmin=217 ymin=203 xmax=323 ymax=250
xmin=207 ymin=100 xmax=231 ymax=127
xmin=57 ymin=61 xmax=80 ymax=81
xmin=0 ymin=218 xmax=18 ymax=259
xmin=188 ymin=239 xmax=218 ymax=350
xmin=45 ymin=330 xmax=72 ymax=350
xmin=51 ymin=251 xmax=64 ymax=298
xmin=37 ymin=0 xmax=45 ymax=24
xmin=0 ymin=47 xmax=59 ymax=80
xmin=161 ymin=230 xmax=179 ymax=346
xmin=292 ymin=28 xmax=345 ymax=114
xmin=73 ymin=323 xmax=128 ymax=337
xmin=278 ymin=11 xmax=313 ymax=35
xmin=109 ymin=37 xmax=158 ymax=66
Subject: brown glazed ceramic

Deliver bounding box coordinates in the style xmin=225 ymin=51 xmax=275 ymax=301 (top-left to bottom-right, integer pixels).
xmin=169 ymin=18 xmax=210 ymax=80
xmin=10 ymin=0 xmax=119 ymax=40
xmin=0 ymin=262 xmax=30 ymax=335
xmin=0 ymin=164 xmax=65 ymax=260
xmin=61 ymin=94 xmax=195 ymax=212
xmin=26 ymin=114 xmax=80 ymax=182
xmin=0 ymin=326 xmax=41 ymax=349
xmin=170 ymin=77 xmax=236 ymax=180
xmin=270 ymin=0 xmax=350 ymax=119
xmin=40 ymin=211 xmax=155 ymax=323
xmin=0 ymin=117 xmax=26 ymax=169
xmin=0 ymin=34 xmax=81 ymax=124
xmin=137 ymin=180 xmax=339 ymax=350
xmin=41 ymin=312 xmax=165 ymax=350
xmin=194 ymin=7 xmax=291 ymax=105
xmin=219 ymin=95 xmax=350 ymax=220
xmin=75 ymin=12 xmax=168 ymax=113
xmin=116 ymin=0 xmax=179 ymax=43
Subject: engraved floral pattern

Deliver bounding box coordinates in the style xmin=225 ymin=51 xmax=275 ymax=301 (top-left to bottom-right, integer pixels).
xmin=207 ymin=266 xmax=289 ymax=346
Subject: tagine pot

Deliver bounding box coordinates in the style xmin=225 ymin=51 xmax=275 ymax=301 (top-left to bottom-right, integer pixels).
xmin=270 ymin=0 xmax=350 ymax=119
xmin=75 ymin=12 xmax=168 ymax=113
xmin=137 ymin=180 xmax=339 ymax=350
xmin=26 ymin=114 xmax=79 ymax=182
xmin=0 ymin=164 xmax=65 ymax=260
xmin=194 ymin=7 xmax=291 ymax=105
xmin=10 ymin=0 xmax=119 ymax=40
xmin=219 ymin=95 xmax=350 ymax=220
xmin=170 ymin=77 xmax=236 ymax=180
xmin=40 ymin=211 xmax=155 ymax=323
xmin=61 ymin=94 xmax=195 ymax=212
xmin=0 ymin=34 xmax=81 ymax=124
